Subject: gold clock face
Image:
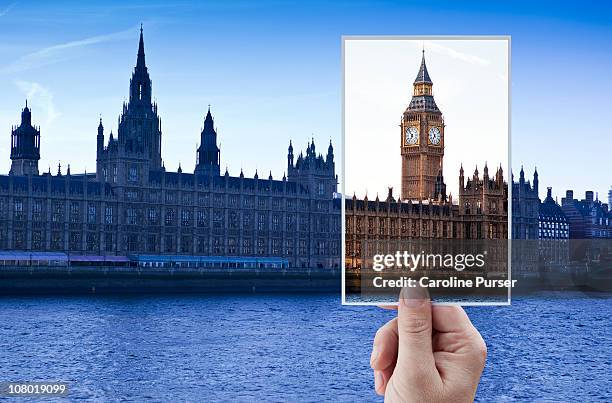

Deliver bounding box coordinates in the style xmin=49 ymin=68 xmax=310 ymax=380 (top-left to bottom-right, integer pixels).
xmin=428 ymin=127 xmax=441 ymax=145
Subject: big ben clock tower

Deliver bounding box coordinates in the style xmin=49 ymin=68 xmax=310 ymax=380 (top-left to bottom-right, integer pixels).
xmin=400 ymin=50 xmax=445 ymax=201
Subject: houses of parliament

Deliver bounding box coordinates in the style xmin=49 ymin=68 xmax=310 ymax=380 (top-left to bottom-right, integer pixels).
xmin=345 ymin=51 xmax=508 ymax=268
xmin=0 ymin=29 xmax=341 ymax=269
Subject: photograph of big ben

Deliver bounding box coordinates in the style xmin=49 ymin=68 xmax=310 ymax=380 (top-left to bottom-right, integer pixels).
xmin=342 ymin=37 xmax=510 ymax=304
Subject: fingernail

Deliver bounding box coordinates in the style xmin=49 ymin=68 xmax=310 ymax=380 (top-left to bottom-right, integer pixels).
xmin=400 ymin=285 xmax=429 ymax=307
xmin=374 ymin=370 xmax=384 ymax=392
xmin=370 ymin=345 xmax=379 ymax=366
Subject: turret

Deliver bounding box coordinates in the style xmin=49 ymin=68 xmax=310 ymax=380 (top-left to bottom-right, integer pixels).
xmin=195 ymin=106 xmax=220 ymax=176
xmin=288 ymin=140 xmax=294 ymax=168
xmin=10 ymin=101 xmax=41 ymax=176
xmin=533 ymin=167 xmax=539 ymax=196
xmin=97 ymin=118 xmax=104 ymax=154
xmin=326 ymin=140 xmax=334 ymax=164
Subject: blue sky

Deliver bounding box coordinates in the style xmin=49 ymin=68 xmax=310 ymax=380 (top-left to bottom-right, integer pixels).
xmin=0 ymin=0 xmax=610 ymax=202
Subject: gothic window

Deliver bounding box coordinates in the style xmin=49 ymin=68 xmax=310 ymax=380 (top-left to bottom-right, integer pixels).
xmin=69 ymin=232 xmax=81 ymax=250
xmin=181 ymin=210 xmax=192 ymax=227
xmin=87 ymin=204 xmax=96 ymax=224
xmin=165 ymin=208 xmax=176 ymax=226
xmin=86 ymin=233 xmax=98 ymax=251
xmin=331 ymin=241 xmax=339 ymax=257
xmin=257 ymin=213 xmax=266 ymax=231
xmin=112 ymin=166 xmax=117 ymax=183
xmin=52 ymin=202 xmax=64 ymax=223
xmin=166 ymin=192 xmax=176 ymax=203
xmin=104 ymin=206 xmax=114 ymax=224
xmin=242 ymin=213 xmax=252 ymax=229
xmin=197 ymin=237 xmax=208 ymax=254
xmin=70 ymin=202 xmax=80 ymax=223
xmin=284 ymin=239 xmax=293 ymax=256
xmin=228 ymin=238 xmax=237 ymax=254
xmin=213 ymin=210 xmax=224 ymax=229
xmin=345 ymin=217 xmax=352 ymax=233
xmin=103 ymin=167 xmax=108 ymax=182
xmin=299 ymin=240 xmax=307 ymax=256
xmin=127 ymin=208 xmax=137 ymax=225
xmin=271 ymin=214 xmax=280 ymax=231
xmin=198 ymin=194 xmax=209 ymax=206
xmin=33 ymin=200 xmax=43 ymax=222
xmin=229 ymin=195 xmax=238 ymax=207
xmin=318 ymin=182 xmax=325 ymax=195
xmin=272 ymin=198 xmax=280 ymax=209
xmin=128 ymin=166 xmax=138 ymax=183
xmin=32 ymin=231 xmax=43 ymax=250
xmin=229 ymin=211 xmax=239 ymax=230
xmin=148 ymin=208 xmax=158 ymax=225
xmin=13 ymin=230 xmax=24 ymax=249
xmin=182 ymin=193 xmax=192 ymax=205
xmin=258 ymin=197 xmax=267 ymax=208
xmin=379 ymin=219 xmax=386 ymax=236
xmin=213 ymin=237 xmax=223 ymax=254
xmin=13 ymin=199 xmax=24 ymax=220
xmin=197 ymin=210 xmax=208 ymax=227
xmin=272 ymin=239 xmax=280 ymax=255
xmin=244 ymin=196 xmax=255 ymax=208
xmin=286 ymin=214 xmax=295 ymax=231
xmin=51 ymin=232 xmax=63 ymax=250
xmin=299 ymin=215 xmax=309 ymax=232
xmin=242 ymin=238 xmax=252 ymax=255
xmin=257 ymin=238 xmax=266 ymax=255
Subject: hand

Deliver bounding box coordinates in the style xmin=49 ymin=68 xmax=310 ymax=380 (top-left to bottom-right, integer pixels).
xmin=370 ymin=288 xmax=487 ymax=402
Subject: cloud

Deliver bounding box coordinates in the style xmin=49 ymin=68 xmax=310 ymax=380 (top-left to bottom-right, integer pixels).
xmin=0 ymin=2 xmax=16 ymax=17
xmin=422 ymin=41 xmax=490 ymax=66
xmin=15 ymin=80 xmax=60 ymax=128
xmin=0 ymin=25 xmax=139 ymax=74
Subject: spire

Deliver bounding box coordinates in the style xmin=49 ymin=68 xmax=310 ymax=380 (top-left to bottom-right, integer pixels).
xmin=137 ymin=24 xmax=146 ymax=69
xmin=414 ymin=49 xmax=432 ymax=84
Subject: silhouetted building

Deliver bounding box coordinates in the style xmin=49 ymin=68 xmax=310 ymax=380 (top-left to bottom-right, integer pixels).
xmin=0 ymin=29 xmax=341 ymax=269
xmin=561 ymin=190 xmax=612 ymax=239
xmin=539 ymin=187 xmax=569 ymax=239
xmin=511 ymin=166 xmax=539 ymax=239
xmin=10 ymin=102 xmax=40 ymax=176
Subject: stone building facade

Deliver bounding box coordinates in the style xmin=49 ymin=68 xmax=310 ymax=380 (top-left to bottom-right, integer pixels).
xmin=0 ymin=29 xmax=341 ymax=269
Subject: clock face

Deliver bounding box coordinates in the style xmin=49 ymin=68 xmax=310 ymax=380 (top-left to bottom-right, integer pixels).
xmin=405 ymin=126 xmax=418 ymax=145
xmin=428 ymin=127 xmax=441 ymax=145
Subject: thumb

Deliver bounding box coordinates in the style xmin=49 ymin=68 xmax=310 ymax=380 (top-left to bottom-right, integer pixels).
xmin=394 ymin=286 xmax=437 ymax=382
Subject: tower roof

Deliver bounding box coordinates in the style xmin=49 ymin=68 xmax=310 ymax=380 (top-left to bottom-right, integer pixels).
xmin=414 ymin=50 xmax=432 ymax=84
xmin=136 ymin=25 xmax=146 ymax=69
